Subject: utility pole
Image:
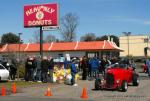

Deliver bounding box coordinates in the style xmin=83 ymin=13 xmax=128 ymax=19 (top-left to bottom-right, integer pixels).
xmin=18 ymin=33 xmax=22 ymax=81
xmin=40 ymin=27 xmax=43 ymax=59
xmin=123 ymin=32 xmax=131 ymax=57
xmin=18 ymin=33 xmax=22 ymax=62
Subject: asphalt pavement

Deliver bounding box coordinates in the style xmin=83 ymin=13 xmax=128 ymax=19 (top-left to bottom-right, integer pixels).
xmin=1 ymin=68 xmax=150 ymax=101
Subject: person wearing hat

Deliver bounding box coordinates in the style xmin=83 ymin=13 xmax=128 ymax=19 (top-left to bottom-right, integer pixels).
xmin=70 ymin=58 xmax=78 ymax=86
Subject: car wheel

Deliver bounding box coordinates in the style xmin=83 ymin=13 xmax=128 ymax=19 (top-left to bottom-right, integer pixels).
xmin=121 ymin=80 xmax=128 ymax=92
xmin=133 ymin=74 xmax=139 ymax=86
xmin=95 ymin=79 xmax=101 ymax=90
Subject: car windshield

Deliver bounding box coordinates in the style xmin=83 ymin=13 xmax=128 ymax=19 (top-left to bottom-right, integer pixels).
xmin=0 ymin=65 xmax=5 ymax=69
xmin=107 ymin=59 xmax=129 ymax=69
xmin=109 ymin=63 xmax=127 ymax=68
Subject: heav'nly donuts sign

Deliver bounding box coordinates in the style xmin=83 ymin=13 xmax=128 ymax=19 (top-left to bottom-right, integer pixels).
xmin=24 ymin=3 xmax=58 ymax=27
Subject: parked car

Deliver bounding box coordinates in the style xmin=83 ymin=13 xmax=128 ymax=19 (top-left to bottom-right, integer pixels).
xmin=95 ymin=63 xmax=139 ymax=92
xmin=0 ymin=64 xmax=9 ymax=81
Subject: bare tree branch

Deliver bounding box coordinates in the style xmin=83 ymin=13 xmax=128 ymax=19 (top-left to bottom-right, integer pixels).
xmin=32 ymin=30 xmax=40 ymax=43
xmin=61 ymin=13 xmax=79 ymax=42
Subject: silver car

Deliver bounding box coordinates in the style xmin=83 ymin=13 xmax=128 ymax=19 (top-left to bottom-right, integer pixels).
xmin=0 ymin=64 xmax=9 ymax=81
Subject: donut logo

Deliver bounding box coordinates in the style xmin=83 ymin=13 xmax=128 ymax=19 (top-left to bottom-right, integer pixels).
xmin=36 ymin=11 xmax=44 ymax=20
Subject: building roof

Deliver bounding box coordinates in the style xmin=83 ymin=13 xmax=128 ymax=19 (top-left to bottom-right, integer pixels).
xmin=50 ymin=42 xmax=77 ymax=51
xmin=0 ymin=40 xmax=123 ymax=53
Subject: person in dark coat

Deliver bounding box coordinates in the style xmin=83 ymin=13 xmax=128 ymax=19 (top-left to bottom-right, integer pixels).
xmin=110 ymin=57 xmax=117 ymax=64
xmin=101 ymin=56 xmax=109 ymax=75
xmin=81 ymin=56 xmax=89 ymax=80
xmin=10 ymin=59 xmax=17 ymax=80
xmin=48 ymin=57 xmax=54 ymax=83
xmin=32 ymin=56 xmax=37 ymax=81
xmin=41 ymin=56 xmax=49 ymax=83
xmin=35 ymin=56 xmax=41 ymax=82
xmin=25 ymin=57 xmax=36 ymax=81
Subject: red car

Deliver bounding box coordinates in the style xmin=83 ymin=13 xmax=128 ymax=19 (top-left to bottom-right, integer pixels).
xmin=142 ymin=64 xmax=148 ymax=73
xmin=95 ymin=63 xmax=139 ymax=92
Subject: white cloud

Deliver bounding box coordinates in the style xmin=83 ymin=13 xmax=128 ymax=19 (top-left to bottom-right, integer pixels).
xmin=143 ymin=21 xmax=150 ymax=25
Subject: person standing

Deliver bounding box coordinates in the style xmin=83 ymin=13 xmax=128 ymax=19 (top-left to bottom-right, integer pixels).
xmin=9 ymin=59 xmax=17 ymax=80
xmin=32 ymin=56 xmax=37 ymax=81
xmin=41 ymin=56 xmax=49 ymax=83
xmin=81 ymin=56 xmax=89 ymax=80
xmin=35 ymin=56 xmax=41 ymax=82
xmin=110 ymin=57 xmax=117 ymax=64
xmin=130 ymin=59 xmax=136 ymax=70
xmin=146 ymin=58 xmax=150 ymax=77
xmin=25 ymin=57 xmax=35 ymax=82
xmin=48 ymin=57 xmax=54 ymax=83
xmin=89 ymin=57 xmax=100 ymax=79
xmin=71 ymin=58 xmax=77 ymax=86
xmin=101 ymin=56 xmax=109 ymax=75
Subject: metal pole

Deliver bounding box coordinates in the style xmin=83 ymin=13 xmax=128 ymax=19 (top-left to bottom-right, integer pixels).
xmin=19 ymin=35 xmax=21 ymax=62
xmin=127 ymin=35 xmax=129 ymax=56
xmin=147 ymin=35 xmax=149 ymax=47
xmin=18 ymin=33 xmax=22 ymax=81
xmin=40 ymin=27 xmax=43 ymax=59
xmin=123 ymin=32 xmax=131 ymax=57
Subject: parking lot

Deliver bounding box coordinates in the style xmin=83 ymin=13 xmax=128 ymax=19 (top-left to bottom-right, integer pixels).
xmin=0 ymin=73 xmax=148 ymax=101
xmin=0 ymin=65 xmax=150 ymax=101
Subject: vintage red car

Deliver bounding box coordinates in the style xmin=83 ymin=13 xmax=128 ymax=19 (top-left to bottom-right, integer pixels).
xmin=95 ymin=63 xmax=139 ymax=92
xmin=142 ymin=64 xmax=148 ymax=73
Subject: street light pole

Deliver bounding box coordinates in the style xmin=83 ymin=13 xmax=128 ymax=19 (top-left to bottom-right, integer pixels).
xmin=40 ymin=27 xmax=43 ymax=59
xmin=18 ymin=33 xmax=22 ymax=62
xmin=123 ymin=32 xmax=131 ymax=57
xmin=18 ymin=33 xmax=22 ymax=81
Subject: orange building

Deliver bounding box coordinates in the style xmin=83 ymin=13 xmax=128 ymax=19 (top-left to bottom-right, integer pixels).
xmin=0 ymin=40 xmax=123 ymax=60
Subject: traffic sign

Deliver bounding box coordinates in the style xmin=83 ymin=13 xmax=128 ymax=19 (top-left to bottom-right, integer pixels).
xmin=42 ymin=26 xmax=60 ymax=31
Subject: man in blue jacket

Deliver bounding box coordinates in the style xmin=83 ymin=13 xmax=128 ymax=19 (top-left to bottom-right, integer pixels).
xmin=89 ymin=57 xmax=100 ymax=79
xmin=71 ymin=58 xmax=77 ymax=86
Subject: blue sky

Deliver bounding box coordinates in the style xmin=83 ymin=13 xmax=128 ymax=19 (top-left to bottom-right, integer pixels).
xmin=0 ymin=0 xmax=150 ymax=43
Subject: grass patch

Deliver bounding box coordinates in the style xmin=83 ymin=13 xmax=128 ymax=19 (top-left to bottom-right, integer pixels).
xmin=0 ymin=81 xmax=42 ymax=89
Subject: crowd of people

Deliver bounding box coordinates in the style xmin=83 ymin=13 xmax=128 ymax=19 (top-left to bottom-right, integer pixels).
xmin=24 ymin=55 xmax=117 ymax=84
xmin=0 ymin=55 xmax=141 ymax=85
xmin=81 ymin=56 xmax=115 ymax=80
xmin=24 ymin=56 xmax=78 ymax=86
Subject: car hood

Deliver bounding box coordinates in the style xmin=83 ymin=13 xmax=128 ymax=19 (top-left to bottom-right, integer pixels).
xmin=106 ymin=68 xmax=125 ymax=74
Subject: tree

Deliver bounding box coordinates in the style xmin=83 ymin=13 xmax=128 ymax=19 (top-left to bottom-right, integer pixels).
xmin=61 ymin=13 xmax=79 ymax=42
xmin=44 ymin=34 xmax=56 ymax=43
xmin=1 ymin=32 xmax=20 ymax=44
xmin=96 ymin=35 xmax=119 ymax=46
xmin=32 ymin=30 xmax=40 ymax=43
xmin=80 ymin=33 xmax=96 ymax=41
xmin=95 ymin=35 xmax=108 ymax=41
